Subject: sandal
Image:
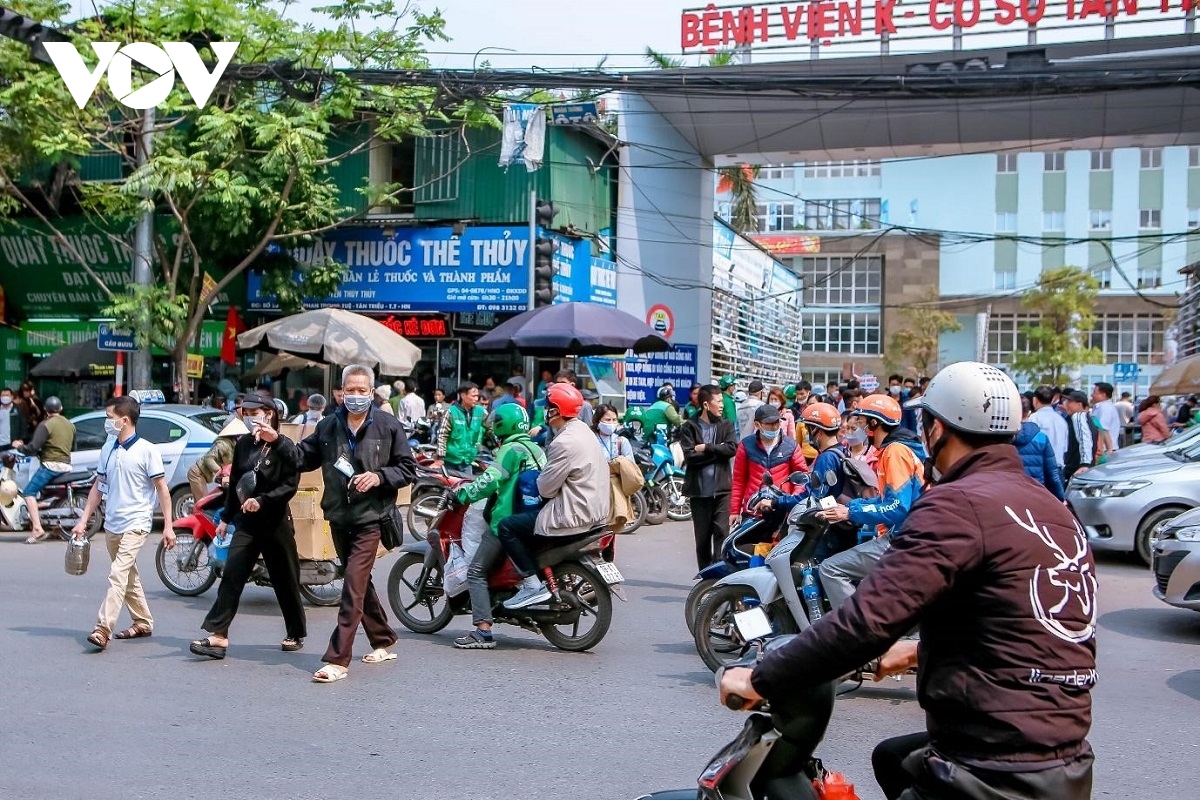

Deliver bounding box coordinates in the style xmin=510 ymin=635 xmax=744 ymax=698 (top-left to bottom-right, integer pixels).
xmin=189 ymin=638 xmax=227 ymax=660
xmin=312 ymin=664 xmax=348 ymax=683
xmin=86 ymin=628 xmax=109 ymax=650
xmin=281 ymin=637 xmax=304 ymax=652
xmin=114 ymin=625 xmax=152 ymax=640
xmin=24 ymin=531 xmax=49 ymax=544
xmin=361 ymin=648 xmax=397 ymax=664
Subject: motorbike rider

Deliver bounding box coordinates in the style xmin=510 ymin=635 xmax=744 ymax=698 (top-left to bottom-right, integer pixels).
xmin=641 ymin=385 xmax=683 ymax=445
xmin=495 ymin=383 xmax=610 ymax=610
xmin=814 ymin=394 xmax=925 ymax=609
xmin=436 ymin=382 xmax=486 ymax=478
xmin=13 ymin=396 xmax=76 ymax=543
xmin=720 ymin=361 xmax=1097 ymax=800
xmin=452 ymin=404 xmax=547 ymax=650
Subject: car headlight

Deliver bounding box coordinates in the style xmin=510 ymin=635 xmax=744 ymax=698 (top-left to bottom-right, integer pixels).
xmin=1075 ymin=480 xmax=1151 ymax=498
xmin=1172 ymin=525 xmax=1200 ymax=542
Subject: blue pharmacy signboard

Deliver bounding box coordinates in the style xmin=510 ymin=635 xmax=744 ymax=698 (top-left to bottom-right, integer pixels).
xmin=625 ymin=344 xmax=699 ymax=406
xmin=548 ymin=233 xmax=618 ymax=307
xmin=246 ymin=226 xmax=529 ymax=313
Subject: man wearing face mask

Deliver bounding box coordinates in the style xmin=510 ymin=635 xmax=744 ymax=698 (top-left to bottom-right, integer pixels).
xmin=729 ymin=404 xmax=808 ymax=530
xmin=721 ymin=362 xmax=1096 ymax=800
xmin=815 ymin=394 xmax=925 ymax=609
xmin=295 ymin=365 xmax=417 ymax=683
xmin=0 ymin=387 xmax=30 ymax=451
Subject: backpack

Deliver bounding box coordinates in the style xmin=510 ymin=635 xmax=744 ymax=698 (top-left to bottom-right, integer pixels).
xmin=513 ymin=441 xmax=547 ymax=513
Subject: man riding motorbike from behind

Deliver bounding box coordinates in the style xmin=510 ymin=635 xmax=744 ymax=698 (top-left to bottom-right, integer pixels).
xmin=452 ymin=404 xmax=547 ymax=650
xmin=496 ymin=383 xmax=610 ymax=610
xmin=720 ymin=361 xmax=1097 ymax=800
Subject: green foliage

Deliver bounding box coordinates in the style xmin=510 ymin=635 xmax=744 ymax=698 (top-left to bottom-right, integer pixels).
xmin=1011 ymin=266 xmax=1105 ymax=385
xmin=885 ymin=288 xmax=962 ymax=377
xmin=0 ymin=0 xmax=481 ymax=397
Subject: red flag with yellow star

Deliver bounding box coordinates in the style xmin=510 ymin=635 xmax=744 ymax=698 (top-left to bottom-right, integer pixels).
xmin=221 ymin=305 xmax=244 ymax=365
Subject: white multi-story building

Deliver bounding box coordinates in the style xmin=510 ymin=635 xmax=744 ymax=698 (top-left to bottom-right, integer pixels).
xmin=720 ymin=146 xmax=1194 ymax=394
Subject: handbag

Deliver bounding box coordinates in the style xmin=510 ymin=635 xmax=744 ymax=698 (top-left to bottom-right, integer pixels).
xmin=379 ymin=504 xmax=405 ymax=550
xmin=235 ymin=442 xmax=271 ymax=504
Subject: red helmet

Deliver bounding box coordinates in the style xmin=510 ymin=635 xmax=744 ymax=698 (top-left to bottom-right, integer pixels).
xmin=801 ymin=402 xmax=842 ymax=433
xmin=852 ymin=394 xmax=903 ymax=427
xmin=546 ymin=383 xmax=585 ymax=419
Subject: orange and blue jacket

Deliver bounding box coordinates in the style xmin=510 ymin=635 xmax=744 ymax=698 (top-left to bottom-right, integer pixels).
xmin=847 ymin=429 xmax=926 ymax=536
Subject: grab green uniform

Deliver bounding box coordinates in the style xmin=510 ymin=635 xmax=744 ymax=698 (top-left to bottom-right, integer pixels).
xmin=455 ymin=433 xmax=546 ymax=534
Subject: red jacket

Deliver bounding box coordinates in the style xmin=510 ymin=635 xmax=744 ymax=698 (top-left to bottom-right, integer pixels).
xmin=730 ymin=434 xmax=808 ymax=514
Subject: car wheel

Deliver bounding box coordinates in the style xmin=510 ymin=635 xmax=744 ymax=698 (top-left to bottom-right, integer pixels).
xmin=1136 ymin=507 xmax=1188 ymax=567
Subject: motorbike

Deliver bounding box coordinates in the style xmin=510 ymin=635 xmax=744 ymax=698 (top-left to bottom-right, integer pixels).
xmin=642 ymin=630 xmax=860 ymax=800
xmin=404 ymin=459 xmax=489 ymax=540
xmin=387 ymin=479 xmax=625 ymax=652
xmin=155 ymin=486 xmax=344 ymax=606
xmin=0 ymin=452 xmax=101 ymax=538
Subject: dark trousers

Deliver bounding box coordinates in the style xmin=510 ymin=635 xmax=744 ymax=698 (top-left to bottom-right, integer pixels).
xmin=689 ymin=494 xmax=730 ymax=572
xmin=873 ymin=733 xmax=1095 ymax=800
xmin=323 ymin=524 xmax=396 ymax=667
xmin=496 ymin=510 xmax=541 ymax=578
xmin=203 ymin=522 xmax=306 ymax=640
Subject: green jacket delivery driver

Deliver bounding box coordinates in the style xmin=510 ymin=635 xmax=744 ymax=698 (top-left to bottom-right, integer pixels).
xmin=719 ymin=375 xmax=739 ymax=425
xmin=451 ymin=404 xmax=546 ymax=650
xmin=641 ymin=385 xmax=683 ymax=444
xmin=437 ymin=382 xmax=487 ymax=478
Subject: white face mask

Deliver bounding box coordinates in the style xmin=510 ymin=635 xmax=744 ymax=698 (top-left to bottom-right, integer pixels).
xmin=245 ymin=414 xmax=267 ymax=430
xmin=104 ymin=418 xmax=123 ymax=437
xmin=598 ymin=421 xmax=618 ymax=436
xmin=0 ymin=396 xmax=10 ymax=406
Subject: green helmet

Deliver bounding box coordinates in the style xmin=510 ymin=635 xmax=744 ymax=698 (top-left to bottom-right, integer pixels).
xmin=719 ymin=375 xmax=737 ymax=390
xmin=492 ymin=403 xmax=530 ymax=441
xmin=624 ymin=406 xmax=645 ymax=424
xmin=784 ymin=385 xmax=797 ymax=401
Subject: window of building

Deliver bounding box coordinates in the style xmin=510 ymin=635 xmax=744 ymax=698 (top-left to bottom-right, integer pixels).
xmin=800 ymin=255 xmax=883 ymax=306
xmin=1090 ymin=150 xmax=1112 ymax=171
xmin=1141 ymin=148 xmax=1163 ymax=169
xmin=802 ymin=198 xmax=881 ymax=230
xmin=801 ymin=311 xmax=882 ymax=354
xmin=996 ymin=153 xmax=1018 ymax=173
xmin=1189 ymin=208 xmax=1200 ymax=229
xmin=1043 ymin=210 xmax=1065 ymax=231
xmin=1095 ymin=267 xmax=1112 ymax=290
xmin=803 ymin=160 xmax=880 ymax=179
xmin=1137 ymin=268 xmax=1163 ymax=289
xmin=1089 ymin=209 xmax=1112 ymax=230
xmin=1044 ymin=152 xmax=1065 ymax=172
xmin=1190 ymin=146 xmax=1200 ymax=168
xmin=754 ymin=202 xmax=798 ymax=232
xmin=995 ymin=212 xmax=1017 ymax=232
xmin=763 ymin=164 xmax=795 ymax=180
xmin=1086 ymin=314 xmax=1165 ymax=363
xmin=986 ymin=314 xmax=1039 ymax=364
xmin=1140 ymin=209 xmax=1162 ymax=229
xmin=994 ymin=266 xmax=1017 ymax=290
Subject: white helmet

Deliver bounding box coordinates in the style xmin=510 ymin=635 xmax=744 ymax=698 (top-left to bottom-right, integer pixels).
xmin=0 ymin=478 xmax=19 ymax=505
xmin=905 ymin=361 xmax=1022 ymax=436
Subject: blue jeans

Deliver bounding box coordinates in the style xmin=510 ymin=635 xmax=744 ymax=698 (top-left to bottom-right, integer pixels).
xmin=21 ymin=465 xmax=65 ymax=498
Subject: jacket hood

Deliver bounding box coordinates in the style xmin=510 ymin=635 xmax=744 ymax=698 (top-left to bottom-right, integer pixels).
xmin=882 ymin=426 xmax=926 ymax=460
xmin=1011 ymin=420 xmax=1040 ymax=448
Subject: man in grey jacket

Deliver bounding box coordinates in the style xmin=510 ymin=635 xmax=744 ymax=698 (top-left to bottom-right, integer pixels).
xmin=497 ymin=382 xmax=610 ymax=609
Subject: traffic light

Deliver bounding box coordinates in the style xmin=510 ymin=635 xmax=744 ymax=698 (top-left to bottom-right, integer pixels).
xmin=533 ymin=236 xmax=555 ymax=307
xmin=0 ymin=7 xmax=70 ymax=65
xmin=535 ymin=199 xmax=557 ymax=229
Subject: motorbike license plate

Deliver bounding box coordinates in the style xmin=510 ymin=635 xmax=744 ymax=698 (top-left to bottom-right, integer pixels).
xmin=595 ymin=561 xmax=624 ymax=585
xmin=733 ymin=607 xmax=773 ymax=642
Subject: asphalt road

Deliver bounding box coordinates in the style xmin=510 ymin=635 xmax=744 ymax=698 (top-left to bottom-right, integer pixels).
xmin=0 ymin=521 xmax=1197 ymax=800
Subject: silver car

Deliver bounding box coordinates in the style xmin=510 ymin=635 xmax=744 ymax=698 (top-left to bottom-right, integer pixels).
xmin=1106 ymin=426 xmax=1200 ymax=463
xmin=1152 ymin=507 xmax=1200 ymax=612
xmin=1067 ymin=443 xmax=1200 ymax=565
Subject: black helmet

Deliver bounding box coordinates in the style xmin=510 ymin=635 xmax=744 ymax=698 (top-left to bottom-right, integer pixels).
xmin=43 ymin=396 xmax=63 ymax=414
xmin=657 ymin=385 xmax=675 ymax=401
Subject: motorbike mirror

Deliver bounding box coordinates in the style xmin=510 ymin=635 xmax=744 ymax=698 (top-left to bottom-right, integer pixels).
xmin=824 ymin=469 xmax=838 ymax=487
xmin=786 ymin=471 xmax=805 ymax=486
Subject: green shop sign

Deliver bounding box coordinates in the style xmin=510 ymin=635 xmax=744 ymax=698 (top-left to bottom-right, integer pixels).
xmin=20 ymin=320 xmax=227 ymax=357
xmin=0 ymin=217 xmax=243 ymax=318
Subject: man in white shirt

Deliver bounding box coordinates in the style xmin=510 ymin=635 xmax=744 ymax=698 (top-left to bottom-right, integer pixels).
xmin=1030 ymin=385 xmax=1069 ymax=468
xmin=398 ymin=378 xmax=426 ymax=423
xmin=1090 ymin=382 xmax=1122 ymax=452
xmin=72 ymin=396 xmax=176 ymax=650
xmin=736 ymin=380 xmax=767 ymax=440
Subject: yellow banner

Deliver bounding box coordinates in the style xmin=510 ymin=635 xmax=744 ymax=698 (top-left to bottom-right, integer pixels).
xmin=185 ymin=353 xmax=205 ymax=378
xmin=201 ymin=272 xmax=218 ymax=304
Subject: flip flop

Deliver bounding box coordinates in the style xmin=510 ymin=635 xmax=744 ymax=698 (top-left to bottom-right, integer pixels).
xmin=190 ymin=638 xmax=227 ymax=660
xmin=361 ymin=649 xmax=397 ymax=664
xmin=24 ymin=532 xmax=49 ymax=544
xmin=313 ymin=664 xmax=348 ymax=683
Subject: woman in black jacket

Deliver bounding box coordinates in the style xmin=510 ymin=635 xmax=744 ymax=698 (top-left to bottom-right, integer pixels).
xmin=191 ymin=392 xmax=306 ymax=660
xmin=679 ymin=384 xmax=739 ymax=571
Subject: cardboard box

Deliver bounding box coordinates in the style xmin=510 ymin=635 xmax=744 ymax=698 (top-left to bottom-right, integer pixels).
xmin=289 ymin=489 xmax=322 ymax=520
xmin=279 ymin=424 xmax=324 ymax=490
xmin=295 ymin=516 xmax=336 ymax=561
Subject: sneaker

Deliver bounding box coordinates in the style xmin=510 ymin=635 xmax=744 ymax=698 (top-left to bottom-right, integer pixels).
xmin=503 ymin=582 xmax=552 ymax=610
xmin=453 ymin=630 xmax=496 ymax=649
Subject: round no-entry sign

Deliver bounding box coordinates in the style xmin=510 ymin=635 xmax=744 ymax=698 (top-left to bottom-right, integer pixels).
xmin=647 ymin=304 xmax=674 ymax=338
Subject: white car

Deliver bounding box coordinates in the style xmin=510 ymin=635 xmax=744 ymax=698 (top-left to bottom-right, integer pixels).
xmin=68 ymin=404 xmax=231 ymax=519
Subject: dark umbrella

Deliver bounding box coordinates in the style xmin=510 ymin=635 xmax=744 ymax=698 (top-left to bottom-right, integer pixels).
xmin=474 ymin=302 xmax=672 ymax=356
xmin=29 ymin=338 xmax=116 ymax=379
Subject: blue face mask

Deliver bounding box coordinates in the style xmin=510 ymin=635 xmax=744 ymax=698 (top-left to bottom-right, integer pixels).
xmin=343 ymin=394 xmax=372 ymax=413
xmin=759 ymin=428 xmax=781 ymax=441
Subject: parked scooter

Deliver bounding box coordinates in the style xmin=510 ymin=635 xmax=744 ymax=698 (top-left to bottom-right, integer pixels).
xmin=155 ymin=484 xmax=344 ymax=606
xmin=387 ymin=480 xmax=624 ymax=651
xmin=0 ymin=452 xmax=101 ymax=538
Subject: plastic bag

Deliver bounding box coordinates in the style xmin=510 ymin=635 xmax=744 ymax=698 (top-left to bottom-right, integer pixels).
xmin=444 ymin=542 xmax=470 ymax=597
xmin=461 ymin=502 xmax=489 ymax=562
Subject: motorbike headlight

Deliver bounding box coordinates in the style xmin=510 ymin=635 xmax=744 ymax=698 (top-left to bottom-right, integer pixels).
xmin=1076 ymin=480 xmax=1150 ymax=498
xmin=1172 ymin=525 xmax=1200 ymax=542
